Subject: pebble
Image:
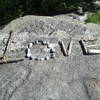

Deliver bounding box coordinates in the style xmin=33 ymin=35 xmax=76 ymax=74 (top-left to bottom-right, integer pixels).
xmin=50 ymin=48 xmax=56 ymax=53
xmin=38 ymin=40 xmax=42 ymax=44
xmin=42 ymin=40 xmax=47 ymax=45
xmin=51 ymin=53 xmax=56 ymax=58
xmin=47 ymin=44 xmax=54 ymax=48
xmin=35 ymin=40 xmax=39 ymax=44
xmin=40 ymin=58 xmax=45 ymax=61
xmin=32 ymin=42 xmax=35 ymax=45
xmin=34 ymin=58 xmax=39 ymax=61
xmin=29 ymin=56 xmax=33 ymax=60
xmin=28 ymin=43 xmax=33 ymax=48
xmin=26 ymin=48 xmax=32 ymax=58
xmin=45 ymin=56 xmax=50 ymax=60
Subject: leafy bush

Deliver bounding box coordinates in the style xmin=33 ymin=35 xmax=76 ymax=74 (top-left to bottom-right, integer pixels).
xmin=40 ymin=0 xmax=97 ymax=13
xmin=0 ymin=0 xmax=99 ymax=25
xmin=0 ymin=0 xmax=25 ymax=25
xmin=86 ymin=10 xmax=100 ymax=24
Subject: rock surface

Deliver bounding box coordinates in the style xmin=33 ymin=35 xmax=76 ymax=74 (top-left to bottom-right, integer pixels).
xmin=84 ymin=78 xmax=100 ymax=100
xmin=0 ymin=15 xmax=100 ymax=100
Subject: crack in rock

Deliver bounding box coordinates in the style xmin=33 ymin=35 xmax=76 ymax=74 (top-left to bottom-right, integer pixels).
xmin=3 ymin=67 xmax=32 ymax=100
xmin=84 ymin=78 xmax=100 ymax=100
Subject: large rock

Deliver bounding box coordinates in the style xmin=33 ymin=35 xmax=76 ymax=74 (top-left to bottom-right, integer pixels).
xmin=0 ymin=15 xmax=100 ymax=100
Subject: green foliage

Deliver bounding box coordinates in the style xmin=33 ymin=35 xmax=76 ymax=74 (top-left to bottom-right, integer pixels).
xmin=0 ymin=0 xmax=99 ymax=25
xmin=40 ymin=0 xmax=97 ymax=12
xmin=0 ymin=0 xmax=25 ymax=25
xmin=86 ymin=10 xmax=100 ymax=24
xmin=41 ymin=0 xmax=65 ymax=12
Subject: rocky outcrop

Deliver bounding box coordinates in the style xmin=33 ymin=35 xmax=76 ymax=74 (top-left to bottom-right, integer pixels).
xmin=0 ymin=15 xmax=100 ymax=100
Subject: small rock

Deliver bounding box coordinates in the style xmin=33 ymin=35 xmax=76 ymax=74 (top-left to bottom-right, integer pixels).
xmin=26 ymin=48 xmax=32 ymax=58
xmin=34 ymin=58 xmax=39 ymax=61
xmin=37 ymin=40 xmax=42 ymax=43
xmin=51 ymin=53 xmax=56 ymax=58
xmin=45 ymin=56 xmax=50 ymax=60
xmin=28 ymin=43 xmax=33 ymax=48
xmin=47 ymin=44 xmax=55 ymax=48
xmin=50 ymin=48 xmax=56 ymax=53
xmin=42 ymin=40 xmax=48 ymax=45
xmin=40 ymin=58 xmax=45 ymax=61
xmin=29 ymin=56 xmax=33 ymax=60
xmin=35 ymin=40 xmax=39 ymax=44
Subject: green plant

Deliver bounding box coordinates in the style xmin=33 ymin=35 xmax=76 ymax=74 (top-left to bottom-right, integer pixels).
xmin=0 ymin=0 xmax=99 ymax=25
xmin=86 ymin=10 xmax=100 ymax=24
xmin=40 ymin=0 xmax=65 ymax=12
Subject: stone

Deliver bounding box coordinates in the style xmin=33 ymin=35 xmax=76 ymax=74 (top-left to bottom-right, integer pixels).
xmin=42 ymin=40 xmax=48 ymax=45
xmin=29 ymin=56 xmax=33 ymax=60
xmin=35 ymin=40 xmax=39 ymax=44
xmin=26 ymin=48 xmax=32 ymax=58
xmin=28 ymin=43 xmax=33 ymax=48
xmin=51 ymin=53 xmax=56 ymax=58
xmin=40 ymin=58 xmax=45 ymax=61
xmin=50 ymin=48 xmax=56 ymax=53
xmin=0 ymin=15 xmax=100 ymax=100
xmin=47 ymin=44 xmax=55 ymax=48
xmin=45 ymin=56 xmax=50 ymax=60
xmin=34 ymin=57 xmax=39 ymax=61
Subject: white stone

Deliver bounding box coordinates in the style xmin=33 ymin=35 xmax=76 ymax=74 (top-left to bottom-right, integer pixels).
xmin=35 ymin=40 xmax=39 ymax=44
xmin=40 ymin=58 xmax=45 ymax=61
xmin=28 ymin=43 xmax=33 ymax=48
xmin=43 ymin=41 xmax=48 ymax=45
xmin=26 ymin=48 xmax=32 ymax=58
xmin=45 ymin=56 xmax=50 ymax=60
xmin=48 ymin=44 xmax=54 ymax=48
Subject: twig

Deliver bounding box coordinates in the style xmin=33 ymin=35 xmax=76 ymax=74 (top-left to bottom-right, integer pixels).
xmin=67 ymin=40 xmax=73 ymax=56
xmin=59 ymin=40 xmax=67 ymax=56
xmin=80 ymin=40 xmax=88 ymax=54
xmin=87 ymin=44 xmax=100 ymax=48
xmin=0 ymin=58 xmax=24 ymax=64
xmin=2 ymin=31 xmax=13 ymax=59
xmin=88 ymin=49 xmax=100 ymax=54
xmin=82 ymin=38 xmax=97 ymax=42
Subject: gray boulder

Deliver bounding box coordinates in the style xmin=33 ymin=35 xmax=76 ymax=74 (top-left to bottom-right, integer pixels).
xmin=0 ymin=15 xmax=100 ymax=100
